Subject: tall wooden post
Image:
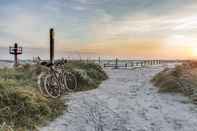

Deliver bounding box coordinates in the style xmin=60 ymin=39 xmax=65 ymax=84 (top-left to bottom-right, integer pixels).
xmin=14 ymin=44 xmax=18 ymax=65
xmin=9 ymin=43 xmax=22 ymax=66
xmin=50 ymin=28 xmax=54 ymax=65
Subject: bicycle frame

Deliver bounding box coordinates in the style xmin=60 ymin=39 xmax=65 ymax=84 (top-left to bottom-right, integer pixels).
xmin=38 ymin=62 xmax=78 ymax=98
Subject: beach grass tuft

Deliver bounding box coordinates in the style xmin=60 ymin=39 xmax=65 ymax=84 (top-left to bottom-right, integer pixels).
xmin=152 ymin=61 xmax=197 ymax=104
xmin=0 ymin=62 xmax=107 ymax=130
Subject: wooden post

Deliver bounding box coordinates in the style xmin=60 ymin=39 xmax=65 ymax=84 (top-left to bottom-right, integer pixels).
xmin=9 ymin=43 xmax=22 ymax=66
xmin=98 ymin=56 xmax=101 ymax=65
xmin=14 ymin=43 xmax=18 ymax=66
xmin=50 ymin=28 xmax=54 ymax=65
xmin=115 ymin=58 xmax=118 ymax=69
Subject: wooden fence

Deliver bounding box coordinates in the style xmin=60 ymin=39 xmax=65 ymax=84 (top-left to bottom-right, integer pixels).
xmin=102 ymin=59 xmax=161 ymax=69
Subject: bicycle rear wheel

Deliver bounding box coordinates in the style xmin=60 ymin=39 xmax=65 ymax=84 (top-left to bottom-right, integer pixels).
xmin=44 ymin=74 xmax=61 ymax=98
xmin=64 ymin=72 xmax=78 ymax=91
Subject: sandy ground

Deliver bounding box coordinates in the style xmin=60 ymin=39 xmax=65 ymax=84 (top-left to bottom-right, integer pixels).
xmin=40 ymin=65 xmax=197 ymax=131
xmin=0 ymin=62 xmax=13 ymax=68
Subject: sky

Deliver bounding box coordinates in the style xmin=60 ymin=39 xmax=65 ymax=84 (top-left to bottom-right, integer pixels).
xmin=0 ymin=0 xmax=197 ymax=59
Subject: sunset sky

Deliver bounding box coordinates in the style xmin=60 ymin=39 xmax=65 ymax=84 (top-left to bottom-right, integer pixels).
xmin=0 ymin=0 xmax=197 ymax=59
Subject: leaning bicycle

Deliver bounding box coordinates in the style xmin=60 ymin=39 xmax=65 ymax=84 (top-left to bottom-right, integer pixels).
xmin=38 ymin=63 xmax=78 ymax=98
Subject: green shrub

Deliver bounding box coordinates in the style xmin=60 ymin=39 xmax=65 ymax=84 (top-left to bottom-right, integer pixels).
xmin=0 ymin=62 xmax=107 ymax=130
xmin=0 ymin=64 xmax=64 ymax=130
xmin=0 ymin=83 xmax=65 ymax=130
xmin=152 ymin=67 xmax=182 ymax=92
xmin=152 ymin=61 xmax=197 ymax=104
xmin=64 ymin=62 xmax=108 ymax=91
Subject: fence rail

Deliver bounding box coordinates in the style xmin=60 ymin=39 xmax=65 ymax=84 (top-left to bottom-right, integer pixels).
xmin=95 ymin=58 xmax=185 ymax=69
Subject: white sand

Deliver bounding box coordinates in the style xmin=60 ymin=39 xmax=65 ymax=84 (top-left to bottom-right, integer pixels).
xmin=40 ymin=65 xmax=197 ymax=131
xmin=0 ymin=62 xmax=13 ymax=68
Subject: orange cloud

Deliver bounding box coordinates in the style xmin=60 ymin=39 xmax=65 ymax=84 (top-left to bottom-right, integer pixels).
xmin=79 ymin=37 xmax=197 ymax=59
xmin=80 ymin=38 xmax=164 ymax=58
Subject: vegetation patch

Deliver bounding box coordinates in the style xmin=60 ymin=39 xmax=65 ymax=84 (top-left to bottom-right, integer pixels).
xmin=64 ymin=61 xmax=108 ymax=91
xmin=152 ymin=61 xmax=197 ymax=104
xmin=0 ymin=62 xmax=107 ymax=130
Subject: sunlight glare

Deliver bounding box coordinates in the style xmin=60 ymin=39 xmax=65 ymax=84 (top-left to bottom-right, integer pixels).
xmin=191 ymin=48 xmax=197 ymax=57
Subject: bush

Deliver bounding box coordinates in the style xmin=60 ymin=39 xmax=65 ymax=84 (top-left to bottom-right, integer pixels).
xmin=0 ymin=81 xmax=65 ymax=131
xmin=152 ymin=67 xmax=182 ymax=92
xmin=152 ymin=61 xmax=197 ymax=104
xmin=0 ymin=62 xmax=107 ymax=130
xmin=0 ymin=64 xmax=64 ymax=130
xmin=64 ymin=62 xmax=108 ymax=91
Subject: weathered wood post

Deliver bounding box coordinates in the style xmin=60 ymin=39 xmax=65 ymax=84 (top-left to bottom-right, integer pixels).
xmin=98 ymin=56 xmax=101 ymax=65
xmin=125 ymin=63 xmax=127 ymax=68
xmin=140 ymin=61 xmax=143 ymax=67
xmin=9 ymin=43 xmax=22 ymax=66
xmin=115 ymin=58 xmax=118 ymax=69
xmin=50 ymin=28 xmax=55 ymax=65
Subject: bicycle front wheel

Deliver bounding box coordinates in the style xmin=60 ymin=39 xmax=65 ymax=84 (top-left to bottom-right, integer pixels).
xmin=44 ymin=74 xmax=61 ymax=98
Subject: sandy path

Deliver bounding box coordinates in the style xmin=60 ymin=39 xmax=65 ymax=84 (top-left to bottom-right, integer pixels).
xmin=40 ymin=65 xmax=197 ymax=131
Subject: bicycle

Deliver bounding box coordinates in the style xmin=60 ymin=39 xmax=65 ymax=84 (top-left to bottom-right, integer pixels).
xmin=38 ymin=63 xmax=78 ymax=98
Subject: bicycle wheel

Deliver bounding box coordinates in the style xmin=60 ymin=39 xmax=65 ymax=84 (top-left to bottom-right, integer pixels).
xmin=37 ymin=73 xmax=48 ymax=97
xmin=64 ymin=72 xmax=78 ymax=91
xmin=44 ymin=74 xmax=61 ymax=98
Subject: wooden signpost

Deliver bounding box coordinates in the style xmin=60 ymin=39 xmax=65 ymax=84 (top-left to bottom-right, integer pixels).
xmin=9 ymin=43 xmax=22 ymax=66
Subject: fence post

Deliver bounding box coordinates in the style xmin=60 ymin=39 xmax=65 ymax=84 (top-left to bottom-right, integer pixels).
xmin=141 ymin=61 xmax=143 ymax=67
xmin=115 ymin=58 xmax=118 ymax=69
xmin=125 ymin=63 xmax=127 ymax=68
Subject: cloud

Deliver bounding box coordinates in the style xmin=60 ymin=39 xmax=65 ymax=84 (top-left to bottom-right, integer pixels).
xmin=0 ymin=0 xmax=197 ymax=59
xmin=89 ymin=7 xmax=197 ymax=44
xmin=71 ymin=6 xmax=86 ymax=11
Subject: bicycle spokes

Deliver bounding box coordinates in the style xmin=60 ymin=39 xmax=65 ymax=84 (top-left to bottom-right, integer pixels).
xmin=37 ymin=65 xmax=78 ymax=98
xmin=65 ymin=72 xmax=77 ymax=91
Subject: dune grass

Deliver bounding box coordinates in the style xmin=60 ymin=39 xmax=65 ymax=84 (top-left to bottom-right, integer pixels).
xmin=152 ymin=61 xmax=197 ymax=104
xmin=64 ymin=61 xmax=108 ymax=91
xmin=0 ymin=62 xmax=107 ymax=130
